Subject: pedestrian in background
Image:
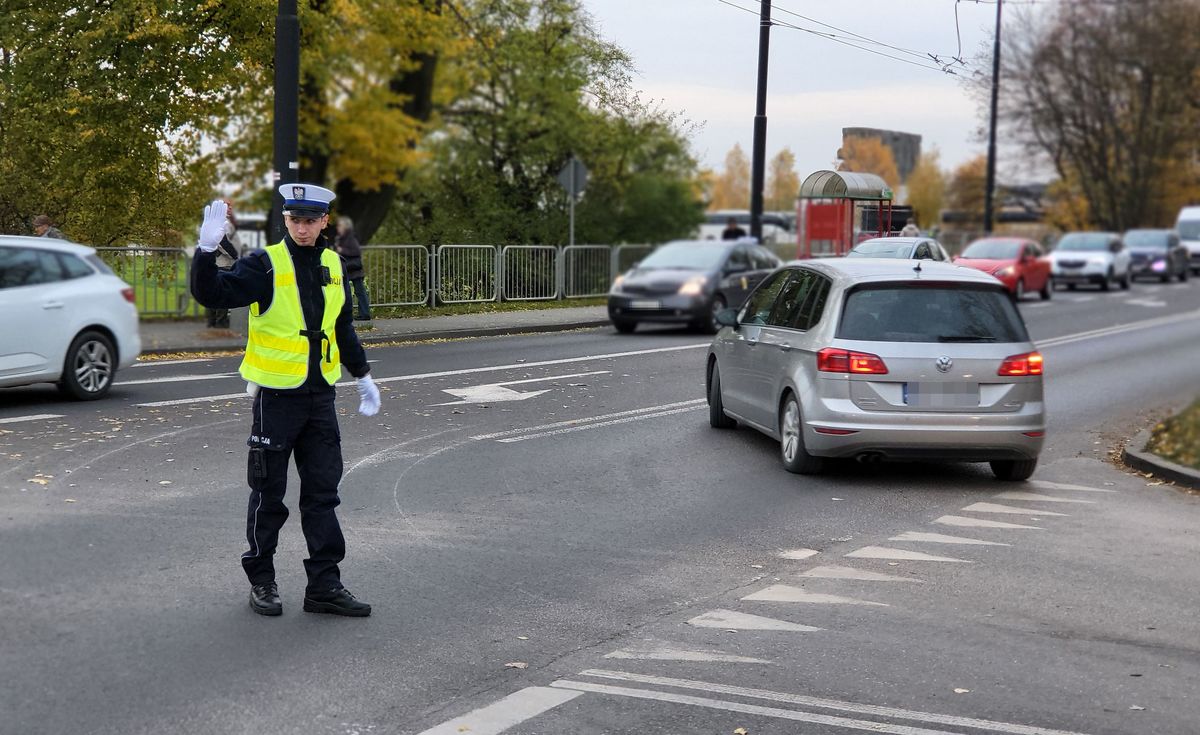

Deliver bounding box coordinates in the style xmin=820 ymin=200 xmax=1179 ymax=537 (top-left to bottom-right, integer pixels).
xmin=334 ymin=215 xmax=371 ymax=321
xmin=190 ymin=183 xmax=381 ymax=618
xmin=721 ymin=216 xmax=747 ymax=241
xmin=205 ymin=201 xmax=242 ymax=329
xmin=900 ymin=218 xmax=921 ymax=237
xmin=32 ymin=214 xmax=65 ymax=240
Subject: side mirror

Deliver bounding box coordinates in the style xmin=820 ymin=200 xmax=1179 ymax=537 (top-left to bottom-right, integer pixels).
xmin=1110 ymin=241 xmax=1122 ymax=253
xmin=715 ymin=308 xmax=740 ymax=329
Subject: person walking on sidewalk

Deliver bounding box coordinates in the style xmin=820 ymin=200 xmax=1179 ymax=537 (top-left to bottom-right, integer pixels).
xmin=32 ymin=214 xmax=65 ymax=240
xmin=334 ymin=216 xmax=371 ymax=321
xmin=189 ymin=183 xmax=382 ymax=618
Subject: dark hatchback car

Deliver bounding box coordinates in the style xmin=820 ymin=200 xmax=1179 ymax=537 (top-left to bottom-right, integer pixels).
xmin=608 ymin=240 xmax=782 ymax=333
xmin=1123 ymin=229 xmax=1189 ymax=283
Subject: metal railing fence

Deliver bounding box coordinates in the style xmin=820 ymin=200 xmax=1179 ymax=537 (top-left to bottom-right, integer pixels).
xmin=104 ymin=242 xmax=690 ymax=316
xmin=562 ymin=245 xmax=611 ymax=298
xmin=501 ymin=245 xmax=558 ymax=301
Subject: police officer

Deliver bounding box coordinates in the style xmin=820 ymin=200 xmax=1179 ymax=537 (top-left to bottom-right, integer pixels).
xmin=190 ymin=184 xmax=381 ymax=618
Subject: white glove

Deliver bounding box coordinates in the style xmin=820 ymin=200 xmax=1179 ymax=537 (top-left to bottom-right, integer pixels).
xmin=198 ymin=200 xmax=228 ymax=253
xmin=356 ymin=374 xmax=380 ymax=416
xmin=246 ymin=381 xmax=260 ymax=399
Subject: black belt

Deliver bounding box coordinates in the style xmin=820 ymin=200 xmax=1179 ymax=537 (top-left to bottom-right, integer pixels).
xmin=299 ymin=329 xmax=332 ymax=363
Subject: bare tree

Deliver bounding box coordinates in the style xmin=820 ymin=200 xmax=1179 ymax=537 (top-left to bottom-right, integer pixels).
xmin=998 ymin=0 xmax=1200 ymax=230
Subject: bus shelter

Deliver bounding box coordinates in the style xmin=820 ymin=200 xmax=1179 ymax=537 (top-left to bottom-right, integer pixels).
xmin=796 ymin=170 xmax=894 ymax=258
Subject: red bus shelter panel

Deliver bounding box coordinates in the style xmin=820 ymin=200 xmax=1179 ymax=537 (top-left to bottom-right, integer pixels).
xmin=806 ymin=202 xmax=845 ymax=240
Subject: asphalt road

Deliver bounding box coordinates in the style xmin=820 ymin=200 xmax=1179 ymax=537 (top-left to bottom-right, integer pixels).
xmin=2 ymin=280 xmax=1199 ymax=735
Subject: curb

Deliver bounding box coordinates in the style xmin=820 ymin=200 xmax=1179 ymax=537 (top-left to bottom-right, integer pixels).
xmin=1121 ymin=427 xmax=1200 ymax=491
xmin=138 ymin=319 xmax=612 ymax=355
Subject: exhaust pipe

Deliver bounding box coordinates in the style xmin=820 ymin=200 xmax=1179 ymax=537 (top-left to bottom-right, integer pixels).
xmin=856 ymin=452 xmax=884 ymax=465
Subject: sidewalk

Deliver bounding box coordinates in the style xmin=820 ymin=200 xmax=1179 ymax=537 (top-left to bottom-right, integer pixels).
xmin=137 ymin=305 xmax=611 ymax=355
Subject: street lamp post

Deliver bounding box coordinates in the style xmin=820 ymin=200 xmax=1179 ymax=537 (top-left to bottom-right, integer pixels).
xmin=983 ymin=0 xmax=1002 ymax=234
xmin=271 ymin=0 xmax=300 ymax=243
xmin=749 ymin=0 xmax=772 ymax=243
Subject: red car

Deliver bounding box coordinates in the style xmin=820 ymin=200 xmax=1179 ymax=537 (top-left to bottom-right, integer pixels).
xmin=954 ymin=238 xmax=1052 ymax=301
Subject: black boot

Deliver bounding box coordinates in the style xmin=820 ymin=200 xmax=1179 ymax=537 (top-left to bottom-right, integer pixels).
xmin=249 ymin=582 xmax=282 ymax=616
xmin=303 ymin=587 xmax=371 ymax=617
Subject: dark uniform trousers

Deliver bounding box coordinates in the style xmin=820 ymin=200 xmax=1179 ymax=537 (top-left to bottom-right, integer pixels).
xmin=242 ymin=387 xmax=345 ymax=594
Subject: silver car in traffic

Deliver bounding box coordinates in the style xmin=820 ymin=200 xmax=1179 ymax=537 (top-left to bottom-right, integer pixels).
xmin=706 ymin=259 xmax=1045 ymax=480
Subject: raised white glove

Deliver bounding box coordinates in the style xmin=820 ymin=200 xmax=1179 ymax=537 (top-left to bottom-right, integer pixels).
xmin=356 ymin=374 xmax=380 ymax=416
xmin=198 ymin=200 xmax=228 ymax=253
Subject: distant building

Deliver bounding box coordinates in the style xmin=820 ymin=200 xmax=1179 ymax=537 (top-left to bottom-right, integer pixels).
xmin=842 ymin=127 xmax=922 ymax=182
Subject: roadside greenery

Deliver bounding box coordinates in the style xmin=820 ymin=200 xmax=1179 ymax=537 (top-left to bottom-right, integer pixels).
xmin=1 ymin=0 xmax=703 ymax=249
xmin=1145 ymin=399 xmax=1200 ymax=471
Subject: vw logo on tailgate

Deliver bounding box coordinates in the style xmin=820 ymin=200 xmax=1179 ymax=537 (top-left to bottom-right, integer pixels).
xmin=935 ymin=356 xmax=953 ymax=373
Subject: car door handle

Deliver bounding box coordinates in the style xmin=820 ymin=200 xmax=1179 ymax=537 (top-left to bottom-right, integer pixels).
xmin=42 ymin=301 xmax=65 ymax=310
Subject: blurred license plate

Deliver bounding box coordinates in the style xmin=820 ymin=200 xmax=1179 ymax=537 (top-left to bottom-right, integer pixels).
xmin=630 ymin=299 xmax=660 ymax=309
xmin=903 ymin=382 xmax=979 ymax=408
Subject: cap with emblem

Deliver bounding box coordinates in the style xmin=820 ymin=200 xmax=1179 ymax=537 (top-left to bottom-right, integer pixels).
xmin=279 ymin=183 xmax=335 ymax=217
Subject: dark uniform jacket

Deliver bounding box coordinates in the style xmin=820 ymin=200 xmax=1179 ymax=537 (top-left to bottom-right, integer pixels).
xmin=190 ymin=234 xmax=369 ymax=391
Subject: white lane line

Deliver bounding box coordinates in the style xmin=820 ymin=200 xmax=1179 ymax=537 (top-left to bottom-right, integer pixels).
xmin=575 ymin=669 xmax=1095 ymax=735
xmin=117 ymin=373 xmax=238 ymax=387
xmin=778 ymin=548 xmax=820 ymax=560
xmin=138 ymin=393 xmax=247 ymax=407
xmin=798 ymin=565 xmax=924 ymax=583
xmin=934 ymin=515 xmax=1042 ymax=530
xmin=604 ymin=646 xmax=770 ymax=664
xmin=742 ymin=585 xmax=888 ymax=606
xmin=1030 ymin=480 xmax=1117 ymax=494
xmin=492 ymin=370 xmax=609 ymax=387
xmin=889 ymin=531 xmax=1009 ymax=547
xmin=138 ymin=344 xmax=709 ymax=407
xmin=0 ymin=414 xmax=64 ymax=425
xmin=550 ymin=680 xmax=962 ymax=735
xmin=994 ymin=491 xmax=1096 ymax=504
xmin=962 ymin=502 xmax=1068 ymax=517
xmin=415 ymin=686 xmax=582 ymax=735
xmin=131 ymin=358 xmax=214 ymax=368
xmin=495 ymin=405 xmax=704 ymax=443
xmin=845 ymin=546 xmax=971 ymax=563
xmin=373 ymin=343 xmax=709 ymax=386
xmin=471 ymin=399 xmax=706 ymax=441
xmin=1124 ymin=298 xmax=1167 ymax=307
xmin=1023 ymin=302 xmax=1053 ymax=308
xmin=687 ymin=609 xmax=822 ymax=632
xmin=1037 ymin=307 xmax=1200 ymax=348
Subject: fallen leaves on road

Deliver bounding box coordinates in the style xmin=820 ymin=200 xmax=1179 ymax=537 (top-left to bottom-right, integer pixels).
xmin=504 ymin=662 xmax=528 ymax=670
xmin=953 ymin=688 xmax=970 ymax=694
xmin=26 ymin=474 xmax=52 ymax=485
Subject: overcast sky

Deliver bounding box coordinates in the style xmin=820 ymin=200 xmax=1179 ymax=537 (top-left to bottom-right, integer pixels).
xmin=581 ymin=0 xmax=1038 ymax=180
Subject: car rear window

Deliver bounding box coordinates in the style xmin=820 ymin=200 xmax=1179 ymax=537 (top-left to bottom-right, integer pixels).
xmin=961 ymin=239 xmax=1022 ymax=259
xmin=838 ymin=283 xmax=1029 ymax=343
xmin=85 ymin=254 xmax=115 ymax=275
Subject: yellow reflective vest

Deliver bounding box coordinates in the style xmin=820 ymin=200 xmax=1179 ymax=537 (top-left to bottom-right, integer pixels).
xmin=239 ymin=242 xmax=345 ymax=389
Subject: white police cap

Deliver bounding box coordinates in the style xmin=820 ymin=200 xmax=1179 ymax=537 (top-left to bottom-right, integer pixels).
xmin=279 ymin=183 xmax=335 ymax=216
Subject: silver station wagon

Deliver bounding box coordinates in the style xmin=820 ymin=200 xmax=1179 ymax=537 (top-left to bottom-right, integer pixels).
xmin=706 ymin=259 xmax=1045 ymax=481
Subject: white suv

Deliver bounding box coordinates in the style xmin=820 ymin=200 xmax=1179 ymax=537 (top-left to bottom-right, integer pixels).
xmin=0 ymin=236 xmax=141 ymax=399
xmin=1048 ymin=232 xmax=1132 ymax=291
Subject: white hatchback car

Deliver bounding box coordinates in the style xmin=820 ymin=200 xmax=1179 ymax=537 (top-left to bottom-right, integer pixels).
xmin=1048 ymin=232 xmax=1132 ymax=291
xmin=0 ymin=236 xmax=141 ymax=399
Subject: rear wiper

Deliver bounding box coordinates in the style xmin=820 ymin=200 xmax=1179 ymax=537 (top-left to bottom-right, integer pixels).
xmin=937 ymin=334 xmax=997 ymax=342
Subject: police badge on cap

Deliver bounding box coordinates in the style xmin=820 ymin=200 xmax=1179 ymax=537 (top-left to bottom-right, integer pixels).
xmin=280 ymin=183 xmax=335 ymax=216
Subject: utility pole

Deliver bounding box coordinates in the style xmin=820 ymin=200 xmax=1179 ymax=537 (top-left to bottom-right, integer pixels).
xmin=270 ymin=0 xmax=300 ymax=243
xmin=749 ymin=0 xmax=771 ymax=242
xmin=983 ymin=0 xmax=1002 ymax=234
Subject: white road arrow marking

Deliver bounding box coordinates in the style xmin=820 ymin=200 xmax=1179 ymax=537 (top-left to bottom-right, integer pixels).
xmin=434 ymin=370 xmax=609 ymax=405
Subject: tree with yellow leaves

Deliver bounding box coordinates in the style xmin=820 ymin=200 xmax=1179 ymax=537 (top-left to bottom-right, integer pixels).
xmin=766 ymin=149 xmax=800 ymax=212
xmin=905 ymin=150 xmax=946 ymax=229
xmin=945 ymin=156 xmax=988 ymax=226
xmin=837 ymin=136 xmax=900 ymax=191
xmin=708 ymin=144 xmax=751 ymax=211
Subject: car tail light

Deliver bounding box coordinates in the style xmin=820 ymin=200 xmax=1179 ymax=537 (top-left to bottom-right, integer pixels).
xmin=998 ymin=351 xmax=1043 ymax=376
xmin=121 ymin=287 xmax=136 ymax=304
xmin=817 ymin=347 xmax=889 ymax=374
